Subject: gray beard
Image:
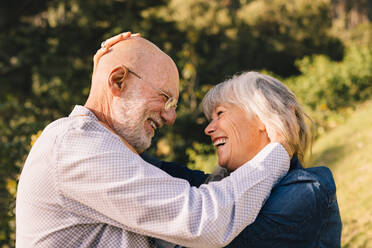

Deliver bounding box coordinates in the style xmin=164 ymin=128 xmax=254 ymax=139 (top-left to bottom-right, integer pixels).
xmin=111 ymin=96 xmax=153 ymax=153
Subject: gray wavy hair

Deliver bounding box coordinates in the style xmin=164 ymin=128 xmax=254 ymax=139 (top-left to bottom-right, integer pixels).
xmin=202 ymin=71 xmax=312 ymax=164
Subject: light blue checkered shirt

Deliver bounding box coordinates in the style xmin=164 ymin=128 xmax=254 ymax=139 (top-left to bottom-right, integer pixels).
xmin=16 ymin=105 xmax=289 ymax=248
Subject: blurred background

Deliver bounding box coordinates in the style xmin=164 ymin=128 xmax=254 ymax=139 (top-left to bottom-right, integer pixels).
xmin=0 ymin=0 xmax=371 ymax=247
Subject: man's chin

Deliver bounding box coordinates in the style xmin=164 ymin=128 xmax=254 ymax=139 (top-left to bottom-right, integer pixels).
xmin=133 ymin=135 xmax=153 ymax=153
xmin=113 ymin=122 xmax=153 ymax=152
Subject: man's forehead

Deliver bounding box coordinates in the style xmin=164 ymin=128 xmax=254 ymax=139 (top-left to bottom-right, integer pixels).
xmin=118 ymin=40 xmax=179 ymax=95
xmin=142 ymin=59 xmax=179 ymax=98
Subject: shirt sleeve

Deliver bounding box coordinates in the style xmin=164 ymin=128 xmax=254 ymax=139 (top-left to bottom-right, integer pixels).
xmin=55 ymin=124 xmax=290 ymax=248
xmin=140 ymin=153 xmax=209 ymax=187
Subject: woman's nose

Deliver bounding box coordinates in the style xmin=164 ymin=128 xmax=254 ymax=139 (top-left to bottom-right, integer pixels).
xmin=204 ymin=121 xmax=215 ymax=136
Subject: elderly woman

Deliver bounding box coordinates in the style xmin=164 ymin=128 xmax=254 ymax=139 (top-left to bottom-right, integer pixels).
xmin=201 ymin=71 xmax=342 ymax=247
xmin=145 ymin=71 xmax=342 ymax=247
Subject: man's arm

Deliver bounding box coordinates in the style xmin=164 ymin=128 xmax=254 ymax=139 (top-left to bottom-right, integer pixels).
xmin=56 ymin=124 xmax=289 ymax=248
xmin=141 ymin=153 xmax=208 ymax=187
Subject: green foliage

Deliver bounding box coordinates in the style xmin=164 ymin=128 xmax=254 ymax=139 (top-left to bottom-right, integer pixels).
xmin=236 ymin=0 xmax=344 ymax=73
xmin=186 ymin=142 xmax=217 ymax=173
xmin=0 ymin=0 xmax=370 ymax=247
xmin=285 ymin=45 xmax=372 ymax=133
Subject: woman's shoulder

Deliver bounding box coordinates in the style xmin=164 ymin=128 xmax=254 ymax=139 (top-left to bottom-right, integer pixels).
xmin=263 ymin=165 xmax=337 ymax=217
xmin=279 ymin=165 xmax=336 ymax=198
xmin=281 ymin=166 xmax=336 ymax=190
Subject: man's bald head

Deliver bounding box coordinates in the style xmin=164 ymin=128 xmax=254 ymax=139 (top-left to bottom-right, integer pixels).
xmin=92 ymin=36 xmax=179 ymax=92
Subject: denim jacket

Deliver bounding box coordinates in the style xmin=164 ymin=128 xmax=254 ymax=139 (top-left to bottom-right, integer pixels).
xmin=142 ymin=154 xmax=342 ymax=248
xmin=226 ymin=156 xmax=342 ymax=248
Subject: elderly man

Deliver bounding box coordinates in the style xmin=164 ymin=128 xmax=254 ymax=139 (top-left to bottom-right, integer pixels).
xmin=16 ymin=32 xmax=290 ymax=248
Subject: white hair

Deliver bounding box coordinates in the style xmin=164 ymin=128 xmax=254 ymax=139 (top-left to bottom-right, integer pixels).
xmin=202 ymin=71 xmax=312 ymax=164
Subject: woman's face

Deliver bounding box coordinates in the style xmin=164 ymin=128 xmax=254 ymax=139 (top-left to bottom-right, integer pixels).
xmin=204 ymin=103 xmax=270 ymax=171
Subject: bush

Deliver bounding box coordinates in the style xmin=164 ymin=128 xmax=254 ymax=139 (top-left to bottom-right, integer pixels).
xmin=285 ymin=45 xmax=372 ymax=132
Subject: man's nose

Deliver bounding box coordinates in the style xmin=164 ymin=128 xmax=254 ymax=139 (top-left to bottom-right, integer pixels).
xmin=161 ymin=108 xmax=176 ymax=126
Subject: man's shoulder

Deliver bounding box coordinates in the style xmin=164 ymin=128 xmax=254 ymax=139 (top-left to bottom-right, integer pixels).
xmin=41 ymin=113 xmax=125 ymax=156
xmin=43 ymin=114 xmax=101 ymax=138
xmin=42 ymin=106 xmax=103 ymax=136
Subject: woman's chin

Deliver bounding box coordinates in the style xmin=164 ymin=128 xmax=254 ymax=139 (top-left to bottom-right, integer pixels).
xmin=217 ymin=160 xmax=233 ymax=172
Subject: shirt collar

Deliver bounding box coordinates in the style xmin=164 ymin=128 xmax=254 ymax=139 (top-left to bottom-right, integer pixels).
xmin=289 ymin=154 xmax=303 ymax=171
xmin=69 ymin=105 xmax=138 ymax=154
xmin=69 ymin=105 xmax=99 ymax=121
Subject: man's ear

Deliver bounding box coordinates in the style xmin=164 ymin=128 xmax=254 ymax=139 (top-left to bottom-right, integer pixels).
xmin=108 ymin=65 xmax=129 ymax=96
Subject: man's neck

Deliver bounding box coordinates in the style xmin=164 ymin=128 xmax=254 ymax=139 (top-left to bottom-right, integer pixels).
xmin=85 ymin=93 xmax=114 ymax=130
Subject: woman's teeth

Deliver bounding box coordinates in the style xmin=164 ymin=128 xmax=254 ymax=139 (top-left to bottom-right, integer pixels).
xmin=213 ymin=138 xmax=227 ymax=147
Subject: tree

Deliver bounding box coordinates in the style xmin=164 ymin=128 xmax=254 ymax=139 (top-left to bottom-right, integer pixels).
xmin=0 ymin=0 xmax=353 ymax=246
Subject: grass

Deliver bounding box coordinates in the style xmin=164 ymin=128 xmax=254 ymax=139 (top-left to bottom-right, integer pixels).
xmin=312 ymin=100 xmax=372 ymax=248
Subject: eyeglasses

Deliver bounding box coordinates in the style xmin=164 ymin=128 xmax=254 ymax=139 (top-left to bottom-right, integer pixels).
xmin=127 ymin=68 xmax=178 ymax=111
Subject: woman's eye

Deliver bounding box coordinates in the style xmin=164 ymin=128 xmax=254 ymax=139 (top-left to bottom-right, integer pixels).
xmin=217 ymin=111 xmax=223 ymax=116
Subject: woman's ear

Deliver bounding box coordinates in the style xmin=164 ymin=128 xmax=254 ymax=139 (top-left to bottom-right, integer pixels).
xmin=256 ymin=116 xmax=266 ymax=132
xmin=108 ymin=65 xmax=129 ymax=96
